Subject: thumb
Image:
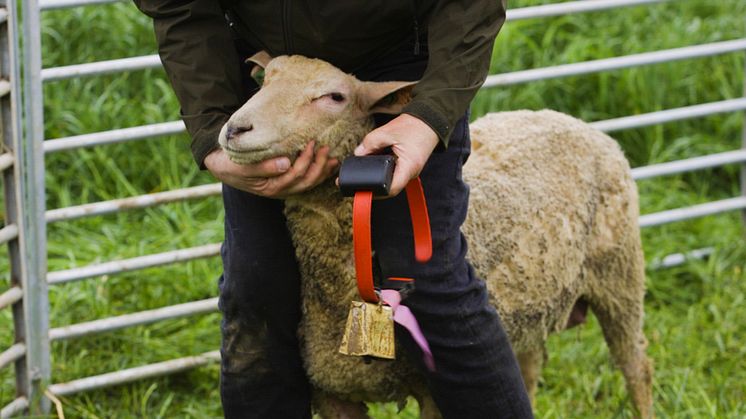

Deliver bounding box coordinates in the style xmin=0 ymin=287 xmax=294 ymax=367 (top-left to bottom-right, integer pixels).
xmin=354 ymin=129 xmax=394 ymax=156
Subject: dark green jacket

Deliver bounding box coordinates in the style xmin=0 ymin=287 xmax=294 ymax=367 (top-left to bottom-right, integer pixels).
xmin=135 ymin=0 xmax=507 ymax=168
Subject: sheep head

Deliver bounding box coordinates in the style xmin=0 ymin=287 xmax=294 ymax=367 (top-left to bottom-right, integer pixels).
xmin=219 ymin=54 xmax=416 ymax=165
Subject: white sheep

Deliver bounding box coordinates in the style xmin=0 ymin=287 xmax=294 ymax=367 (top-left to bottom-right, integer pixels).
xmin=218 ymin=54 xmax=654 ymax=418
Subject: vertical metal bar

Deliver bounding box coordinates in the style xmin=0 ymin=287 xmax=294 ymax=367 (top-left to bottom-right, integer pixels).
xmin=18 ymin=0 xmax=51 ymax=413
xmin=0 ymin=0 xmax=30 ymax=412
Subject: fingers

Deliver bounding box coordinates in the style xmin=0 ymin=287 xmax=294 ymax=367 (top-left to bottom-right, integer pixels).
xmin=204 ymin=149 xmax=290 ymax=194
xmin=278 ymin=141 xmax=316 ymax=183
xmin=211 ymin=141 xmax=340 ymax=198
xmin=355 ymin=129 xmax=393 ymax=156
xmin=242 ymin=157 xmax=291 ymax=178
xmin=257 ymin=142 xmax=339 ymax=197
xmin=287 ymin=146 xmax=338 ymax=193
xmin=258 ymin=141 xmax=315 ymax=196
xmin=296 ymin=144 xmax=328 ymax=187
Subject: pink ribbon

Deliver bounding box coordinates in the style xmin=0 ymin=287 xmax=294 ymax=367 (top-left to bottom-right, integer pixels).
xmin=380 ymin=289 xmax=435 ymax=371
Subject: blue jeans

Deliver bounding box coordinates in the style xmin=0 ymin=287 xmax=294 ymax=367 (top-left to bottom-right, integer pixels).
xmin=218 ymin=111 xmax=533 ymax=418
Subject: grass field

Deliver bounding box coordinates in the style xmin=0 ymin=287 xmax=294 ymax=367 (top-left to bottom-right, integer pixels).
xmin=1 ymin=0 xmax=745 ymax=417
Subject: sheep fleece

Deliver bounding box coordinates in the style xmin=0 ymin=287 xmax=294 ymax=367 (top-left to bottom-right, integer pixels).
xmin=282 ymin=110 xmax=649 ymax=409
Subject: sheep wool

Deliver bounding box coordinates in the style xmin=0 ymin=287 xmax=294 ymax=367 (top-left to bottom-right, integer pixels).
xmin=219 ymin=55 xmax=654 ymax=419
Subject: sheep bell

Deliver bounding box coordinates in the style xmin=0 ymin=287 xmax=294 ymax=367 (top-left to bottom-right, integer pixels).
xmin=338 ymin=300 xmax=396 ymax=360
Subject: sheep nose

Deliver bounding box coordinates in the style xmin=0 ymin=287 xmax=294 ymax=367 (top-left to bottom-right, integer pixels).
xmin=226 ymin=124 xmax=253 ymax=141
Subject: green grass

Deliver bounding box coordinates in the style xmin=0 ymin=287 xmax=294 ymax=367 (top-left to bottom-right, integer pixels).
xmin=1 ymin=0 xmax=746 ymax=417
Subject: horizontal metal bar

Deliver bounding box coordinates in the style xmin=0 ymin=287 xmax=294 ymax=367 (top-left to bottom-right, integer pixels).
xmin=39 ymin=0 xmax=120 ymax=10
xmin=47 ymin=243 xmax=221 ymax=284
xmin=0 ymin=286 xmax=22 ymax=310
xmin=35 ymin=0 xmax=673 ymax=82
xmin=507 ymin=0 xmax=670 ymax=21
xmin=648 ymin=248 xmax=714 ymax=270
xmin=40 ymin=39 xmax=746 ymax=86
xmin=0 ymin=224 xmax=19 ymax=245
xmin=41 ymin=100 xmax=746 ymax=155
xmin=49 ymin=297 xmax=218 ymax=341
xmin=0 ymin=80 xmax=9 ymax=98
xmin=42 ymin=54 xmax=161 ymax=82
xmin=0 ymin=397 xmax=28 ymax=419
xmin=632 ymin=150 xmax=746 ymax=180
xmin=590 ymin=98 xmax=746 ymax=133
xmin=47 ymin=350 xmax=220 ymax=396
xmin=484 ymin=38 xmax=746 ymax=88
xmin=37 ymin=0 xmax=646 ymax=22
xmin=0 ymin=8 xmax=7 ymax=25
xmin=36 ymin=0 xmax=669 ymax=15
xmin=36 ymin=7 xmax=699 ymax=84
xmin=639 ymin=197 xmax=746 ymax=227
xmin=46 ymin=183 xmax=221 ymax=223
xmin=0 ymin=153 xmax=14 ymax=171
xmin=43 ymin=121 xmax=186 ymax=153
xmin=0 ymin=343 xmax=25 ymax=370
xmin=41 ymin=87 xmax=746 ymax=157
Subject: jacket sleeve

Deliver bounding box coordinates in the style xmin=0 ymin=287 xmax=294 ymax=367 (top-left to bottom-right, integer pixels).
xmin=402 ymin=0 xmax=506 ymax=147
xmin=134 ymin=0 xmax=249 ymax=168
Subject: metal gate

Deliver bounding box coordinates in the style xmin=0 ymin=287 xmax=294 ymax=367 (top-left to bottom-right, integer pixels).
xmin=1 ymin=0 xmax=745 ymax=416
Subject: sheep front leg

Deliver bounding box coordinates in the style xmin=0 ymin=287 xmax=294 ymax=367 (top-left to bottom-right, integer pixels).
xmin=516 ymin=346 xmax=545 ymax=402
xmin=413 ymin=391 xmax=442 ymax=419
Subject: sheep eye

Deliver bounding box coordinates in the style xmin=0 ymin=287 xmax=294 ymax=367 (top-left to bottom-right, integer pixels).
xmin=329 ymin=92 xmax=345 ymax=102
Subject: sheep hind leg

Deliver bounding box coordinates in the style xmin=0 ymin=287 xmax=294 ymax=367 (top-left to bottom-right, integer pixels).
xmin=516 ymin=346 xmax=545 ymax=403
xmin=589 ymin=292 xmax=654 ymax=418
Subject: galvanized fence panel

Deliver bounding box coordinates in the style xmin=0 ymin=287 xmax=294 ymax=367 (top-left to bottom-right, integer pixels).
xmin=2 ymin=0 xmax=745 ymax=415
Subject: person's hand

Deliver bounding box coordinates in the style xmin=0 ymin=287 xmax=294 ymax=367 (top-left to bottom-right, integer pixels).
xmin=205 ymin=141 xmax=339 ymax=198
xmin=353 ymin=113 xmax=439 ymax=197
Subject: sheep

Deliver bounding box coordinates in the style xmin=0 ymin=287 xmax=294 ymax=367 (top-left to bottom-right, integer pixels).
xmin=218 ymin=54 xmax=654 ymax=418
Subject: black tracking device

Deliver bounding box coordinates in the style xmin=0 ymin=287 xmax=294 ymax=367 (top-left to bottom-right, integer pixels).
xmin=338 ymin=155 xmax=396 ymax=197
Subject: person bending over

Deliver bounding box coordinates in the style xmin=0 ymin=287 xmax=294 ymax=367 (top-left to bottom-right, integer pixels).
xmin=135 ymin=0 xmax=533 ymax=417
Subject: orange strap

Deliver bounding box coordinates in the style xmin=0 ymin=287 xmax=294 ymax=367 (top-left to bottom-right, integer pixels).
xmin=352 ymin=178 xmax=432 ymax=303
xmin=405 ymin=178 xmax=432 ymax=263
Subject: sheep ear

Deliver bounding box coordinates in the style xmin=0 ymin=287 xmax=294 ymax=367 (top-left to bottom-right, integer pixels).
xmin=358 ymin=81 xmax=417 ymax=115
xmin=245 ymin=51 xmax=273 ymax=79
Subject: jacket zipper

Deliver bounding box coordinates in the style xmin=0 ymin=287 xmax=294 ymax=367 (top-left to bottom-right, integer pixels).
xmin=282 ymin=0 xmax=293 ymax=54
xmin=410 ymin=0 xmax=420 ymax=55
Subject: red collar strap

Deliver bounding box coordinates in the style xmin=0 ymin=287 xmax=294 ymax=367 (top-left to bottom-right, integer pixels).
xmin=352 ymin=177 xmax=432 ymax=303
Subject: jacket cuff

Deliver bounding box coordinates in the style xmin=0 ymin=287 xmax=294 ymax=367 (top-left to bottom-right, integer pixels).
xmin=402 ymin=100 xmax=453 ymax=149
xmin=183 ymin=112 xmax=229 ymax=169
xmin=191 ymin=136 xmax=220 ymax=170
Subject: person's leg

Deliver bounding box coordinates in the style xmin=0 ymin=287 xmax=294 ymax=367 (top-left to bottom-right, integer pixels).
xmin=371 ymin=115 xmax=534 ymax=418
xmin=219 ymin=184 xmax=311 ymax=418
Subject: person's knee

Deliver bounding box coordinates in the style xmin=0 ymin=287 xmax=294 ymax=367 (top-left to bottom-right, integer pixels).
xmin=220 ymin=315 xmax=272 ymax=377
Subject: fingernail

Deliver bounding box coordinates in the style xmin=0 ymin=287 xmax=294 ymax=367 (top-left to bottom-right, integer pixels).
xmin=276 ymin=158 xmax=290 ymax=172
xmin=354 ymin=145 xmax=365 ymax=156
